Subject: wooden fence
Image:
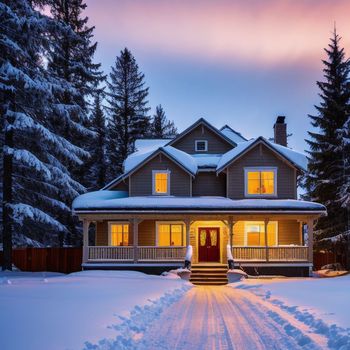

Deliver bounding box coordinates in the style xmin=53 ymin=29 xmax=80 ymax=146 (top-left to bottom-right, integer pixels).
xmin=0 ymin=247 xmax=82 ymax=273
xmin=313 ymin=251 xmax=338 ymax=270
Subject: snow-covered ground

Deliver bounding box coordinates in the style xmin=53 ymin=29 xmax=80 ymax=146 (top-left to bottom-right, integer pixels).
xmin=0 ymin=270 xmax=191 ymax=350
xmin=1 ymin=270 xmax=349 ymax=350
xmin=233 ymin=275 xmax=350 ymax=349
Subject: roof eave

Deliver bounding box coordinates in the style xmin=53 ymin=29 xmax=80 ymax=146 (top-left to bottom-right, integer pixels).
xmin=73 ymin=208 xmax=326 ymax=215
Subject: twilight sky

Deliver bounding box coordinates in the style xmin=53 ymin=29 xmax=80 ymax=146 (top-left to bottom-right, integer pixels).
xmin=85 ymin=0 xmax=350 ymax=152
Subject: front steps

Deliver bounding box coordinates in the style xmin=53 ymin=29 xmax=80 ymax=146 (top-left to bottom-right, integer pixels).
xmin=190 ymin=264 xmax=228 ymax=285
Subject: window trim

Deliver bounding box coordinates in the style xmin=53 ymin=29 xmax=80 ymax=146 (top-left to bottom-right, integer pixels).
xmin=152 ymin=170 xmax=170 ymax=195
xmin=156 ymin=221 xmax=185 ymax=247
xmin=195 ymin=140 xmax=208 ymax=152
xmin=244 ymin=167 xmax=277 ymax=197
xmin=244 ymin=221 xmax=278 ymax=246
xmin=108 ymin=221 xmax=130 ymax=246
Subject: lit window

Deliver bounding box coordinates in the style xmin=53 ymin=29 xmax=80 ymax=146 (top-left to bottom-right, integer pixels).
xmin=245 ymin=222 xmax=277 ymax=246
xmin=153 ymin=170 xmax=170 ymax=195
xmin=110 ymin=223 xmax=129 ymax=246
xmin=245 ymin=168 xmax=276 ymax=196
xmin=195 ymin=140 xmax=208 ymax=152
xmin=157 ymin=223 xmax=185 ymax=246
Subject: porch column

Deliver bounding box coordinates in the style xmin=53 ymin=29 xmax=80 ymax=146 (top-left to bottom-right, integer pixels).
xmin=132 ymin=218 xmax=139 ymax=263
xmin=307 ymin=219 xmax=314 ymax=265
xmin=264 ymin=218 xmax=269 ymax=262
xmin=82 ymin=219 xmax=90 ymax=264
xmin=228 ymin=217 xmax=234 ymax=248
xmin=227 ymin=217 xmax=235 ymax=269
xmin=184 ymin=218 xmax=191 ymax=246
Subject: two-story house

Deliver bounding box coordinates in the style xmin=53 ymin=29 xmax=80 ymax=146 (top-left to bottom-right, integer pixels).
xmin=72 ymin=117 xmax=326 ymax=278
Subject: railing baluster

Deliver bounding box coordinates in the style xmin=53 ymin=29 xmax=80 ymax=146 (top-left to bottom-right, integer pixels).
xmin=232 ymin=246 xmax=308 ymax=262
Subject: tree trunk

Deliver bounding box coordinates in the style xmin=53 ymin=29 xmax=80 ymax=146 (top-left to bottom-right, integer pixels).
xmin=2 ymin=118 xmax=13 ymax=271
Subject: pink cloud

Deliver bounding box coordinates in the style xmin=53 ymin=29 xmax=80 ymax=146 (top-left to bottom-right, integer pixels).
xmin=86 ymin=0 xmax=350 ymax=68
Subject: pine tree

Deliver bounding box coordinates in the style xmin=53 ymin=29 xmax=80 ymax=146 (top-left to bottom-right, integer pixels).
xmin=84 ymin=92 xmax=107 ymax=190
xmin=151 ymin=105 xmax=177 ymax=138
xmin=304 ymin=30 xmax=350 ymax=265
xmin=47 ymin=0 xmax=104 ymax=245
xmin=106 ymin=48 xmax=150 ymax=180
xmin=0 ymin=0 xmax=90 ymax=269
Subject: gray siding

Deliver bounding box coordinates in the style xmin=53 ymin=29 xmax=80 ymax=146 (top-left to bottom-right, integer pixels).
xmin=192 ymin=172 xmax=226 ymax=196
xmin=171 ymin=124 xmax=233 ymax=154
xmin=227 ymin=143 xmax=297 ymax=199
xmin=130 ymin=153 xmax=191 ymax=196
xmin=110 ymin=178 xmax=129 ymax=192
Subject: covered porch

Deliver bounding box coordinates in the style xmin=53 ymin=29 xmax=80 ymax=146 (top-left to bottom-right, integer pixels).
xmin=79 ymin=213 xmax=316 ymax=269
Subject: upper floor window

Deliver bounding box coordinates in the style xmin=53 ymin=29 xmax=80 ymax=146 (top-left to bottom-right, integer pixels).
xmin=109 ymin=222 xmax=129 ymax=246
xmin=244 ymin=167 xmax=277 ymax=196
xmin=152 ymin=170 xmax=170 ymax=195
xmin=195 ymin=140 xmax=208 ymax=152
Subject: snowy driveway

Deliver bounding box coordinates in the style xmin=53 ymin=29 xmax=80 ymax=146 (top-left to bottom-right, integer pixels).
xmin=138 ymin=285 xmax=328 ymax=350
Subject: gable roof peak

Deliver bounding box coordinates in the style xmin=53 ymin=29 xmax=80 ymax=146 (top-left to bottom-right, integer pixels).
xmin=167 ymin=117 xmax=237 ymax=147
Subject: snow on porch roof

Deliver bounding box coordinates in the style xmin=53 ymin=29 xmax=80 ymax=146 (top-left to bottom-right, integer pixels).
xmin=72 ymin=191 xmax=326 ymax=213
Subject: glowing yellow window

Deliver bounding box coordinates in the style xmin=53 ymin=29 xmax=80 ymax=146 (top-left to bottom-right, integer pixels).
xmin=245 ymin=222 xmax=277 ymax=246
xmin=246 ymin=169 xmax=276 ymax=195
xmin=158 ymin=223 xmax=184 ymax=246
xmin=110 ymin=224 xmax=129 ymax=246
xmin=153 ymin=171 xmax=169 ymax=195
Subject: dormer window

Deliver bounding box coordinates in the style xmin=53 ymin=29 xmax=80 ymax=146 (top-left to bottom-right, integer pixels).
xmin=195 ymin=140 xmax=208 ymax=152
xmin=152 ymin=170 xmax=170 ymax=195
xmin=244 ymin=167 xmax=277 ymax=197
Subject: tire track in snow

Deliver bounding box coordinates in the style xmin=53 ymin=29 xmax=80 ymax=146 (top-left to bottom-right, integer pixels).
xmin=139 ymin=286 xmax=328 ymax=350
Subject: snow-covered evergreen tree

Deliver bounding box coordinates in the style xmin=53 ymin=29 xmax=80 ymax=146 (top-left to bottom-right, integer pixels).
xmin=0 ymin=0 xmax=91 ymax=269
xmin=106 ymin=48 xmax=150 ymax=180
xmin=46 ymin=0 xmax=104 ymax=245
xmin=84 ymin=92 xmax=107 ymax=190
xmin=151 ymin=105 xmax=177 ymax=138
xmin=304 ymin=30 xmax=350 ymax=265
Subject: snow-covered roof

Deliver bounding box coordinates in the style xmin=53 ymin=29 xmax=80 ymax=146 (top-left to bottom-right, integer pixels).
xmin=217 ymin=137 xmax=308 ymax=173
xmin=73 ymin=191 xmax=326 ymax=213
xmin=124 ymin=145 xmax=197 ymax=175
xmin=217 ymin=139 xmax=256 ymax=171
xmin=220 ymin=125 xmax=247 ymax=143
xmin=134 ymin=139 xmax=170 ymax=152
xmin=191 ymin=154 xmax=222 ymax=168
xmin=103 ymin=118 xmax=307 ymax=190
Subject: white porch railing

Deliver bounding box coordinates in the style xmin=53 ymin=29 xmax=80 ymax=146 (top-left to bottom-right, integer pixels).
xmin=88 ymin=246 xmax=134 ymax=261
xmin=87 ymin=246 xmax=186 ymax=262
xmin=233 ymin=246 xmax=308 ymax=262
xmin=268 ymin=246 xmax=309 ymax=261
xmin=233 ymin=247 xmax=267 ymax=261
xmin=138 ymin=246 xmax=186 ymax=261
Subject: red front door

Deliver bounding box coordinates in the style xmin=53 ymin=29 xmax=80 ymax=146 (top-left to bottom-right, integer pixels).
xmin=198 ymin=228 xmax=220 ymax=262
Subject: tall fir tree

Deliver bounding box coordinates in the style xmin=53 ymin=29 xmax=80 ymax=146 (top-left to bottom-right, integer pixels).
xmin=151 ymin=105 xmax=177 ymax=138
xmin=304 ymin=30 xmax=350 ymax=266
xmin=0 ymin=0 xmax=90 ymax=269
xmin=106 ymin=48 xmax=150 ymax=180
xmin=47 ymin=0 xmax=104 ymax=245
xmin=84 ymin=91 xmax=107 ymax=190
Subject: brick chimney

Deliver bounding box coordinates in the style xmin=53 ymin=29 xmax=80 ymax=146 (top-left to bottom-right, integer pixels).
xmin=273 ymin=116 xmax=287 ymax=146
